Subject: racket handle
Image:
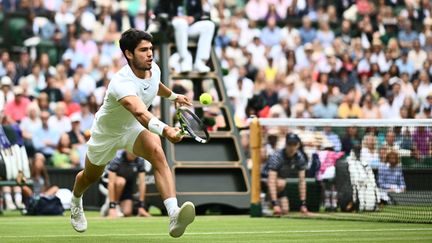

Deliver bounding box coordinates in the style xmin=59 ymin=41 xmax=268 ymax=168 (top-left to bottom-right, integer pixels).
xmin=176 ymin=130 xmax=188 ymax=137
xmin=176 ymin=130 xmax=184 ymax=137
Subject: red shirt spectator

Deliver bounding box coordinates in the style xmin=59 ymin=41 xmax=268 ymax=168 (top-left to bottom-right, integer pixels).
xmin=63 ymin=90 xmax=81 ymax=117
xmin=357 ymin=0 xmax=374 ymax=15
xmin=4 ymin=87 xmax=31 ymax=122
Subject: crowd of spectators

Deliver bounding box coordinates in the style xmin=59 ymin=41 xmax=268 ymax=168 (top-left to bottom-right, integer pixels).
xmin=210 ymin=1 xmax=432 ymax=168
xmin=0 ymin=0 xmax=150 ymax=170
xmin=216 ymin=0 xmax=432 ymax=125
xmin=210 ymin=0 xmax=431 ymax=209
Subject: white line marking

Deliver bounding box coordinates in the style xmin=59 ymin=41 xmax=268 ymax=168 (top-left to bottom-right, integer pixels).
xmin=3 ymin=228 xmax=432 ymax=238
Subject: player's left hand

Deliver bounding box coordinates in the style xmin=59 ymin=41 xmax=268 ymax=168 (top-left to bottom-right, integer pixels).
xmin=137 ymin=208 xmax=152 ymax=217
xmin=174 ymin=94 xmax=192 ymax=107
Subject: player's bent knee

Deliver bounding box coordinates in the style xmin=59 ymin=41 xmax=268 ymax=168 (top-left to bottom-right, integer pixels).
xmin=148 ymin=147 xmax=166 ymax=163
xmin=82 ymin=171 xmax=102 ymax=184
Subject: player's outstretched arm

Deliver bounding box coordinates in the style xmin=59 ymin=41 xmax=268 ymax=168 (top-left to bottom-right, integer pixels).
xmin=119 ymin=95 xmax=183 ymax=143
xmin=158 ymin=83 xmax=192 ymax=107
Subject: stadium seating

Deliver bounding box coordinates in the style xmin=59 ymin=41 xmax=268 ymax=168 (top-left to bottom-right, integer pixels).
xmin=4 ymin=13 xmax=27 ymax=52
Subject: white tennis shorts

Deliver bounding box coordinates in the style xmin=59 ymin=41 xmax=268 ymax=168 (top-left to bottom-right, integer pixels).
xmin=86 ymin=123 xmax=144 ymax=166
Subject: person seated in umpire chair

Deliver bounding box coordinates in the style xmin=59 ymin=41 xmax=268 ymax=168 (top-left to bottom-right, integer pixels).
xmin=155 ymin=0 xmax=216 ymax=73
xmin=100 ymin=150 xmax=151 ymax=218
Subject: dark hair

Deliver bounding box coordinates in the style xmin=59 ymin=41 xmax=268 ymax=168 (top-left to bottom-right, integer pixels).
xmin=119 ymin=28 xmax=153 ymax=62
xmin=321 ymin=92 xmax=329 ymax=106
xmin=245 ymin=95 xmax=266 ymax=117
xmin=285 ymin=133 xmax=301 ymax=144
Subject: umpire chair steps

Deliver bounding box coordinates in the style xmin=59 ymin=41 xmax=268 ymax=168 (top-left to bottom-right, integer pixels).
xmin=147 ymin=30 xmax=250 ymax=215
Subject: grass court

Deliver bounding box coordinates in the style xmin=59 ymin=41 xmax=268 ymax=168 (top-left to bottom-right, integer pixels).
xmin=1 ymin=211 xmax=431 ymax=242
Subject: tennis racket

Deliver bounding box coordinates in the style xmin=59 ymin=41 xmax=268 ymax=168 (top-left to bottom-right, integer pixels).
xmin=176 ymin=106 xmax=210 ymax=144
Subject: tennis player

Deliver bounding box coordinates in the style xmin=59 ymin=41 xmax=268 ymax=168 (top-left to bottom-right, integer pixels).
xmin=70 ymin=28 xmax=195 ymax=238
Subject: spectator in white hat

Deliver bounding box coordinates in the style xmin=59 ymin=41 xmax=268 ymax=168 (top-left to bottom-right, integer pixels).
xmin=0 ymin=76 xmax=15 ymax=111
xmin=67 ymin=112 xmax=85 ymax=146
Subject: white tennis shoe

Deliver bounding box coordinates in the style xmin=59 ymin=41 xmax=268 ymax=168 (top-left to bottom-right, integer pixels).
xmin=169 ymin=201 xmax=195 ymax=238
xmin=194 ymin=60 xmax=210 ymax=73
xmin=5 ymin=199 xmax=17 ymax=210
xmin=180 ymin=58 xmax=192 ymax=73
xmin=70 ymin=198 xmax=87 ymax=233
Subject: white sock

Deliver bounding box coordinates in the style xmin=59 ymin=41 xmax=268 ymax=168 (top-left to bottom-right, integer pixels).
xmin=4 ymin=192 xmax=12 ymax=202
xmin=164 ymin=197 xmax=179 ymax=217
xmin=331 ymin=191 xmax=338 ymax=208
xmin=324 ymin=191 xmax=331 ymax=208
xmin=71 ymin=194 xmax=82 ymax=205
xmin=14 ymin=193 xmax=22 ymax=204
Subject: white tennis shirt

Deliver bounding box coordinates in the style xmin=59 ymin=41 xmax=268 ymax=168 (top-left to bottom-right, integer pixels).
xmin=93 ymin=62 xmax=160 ymax=135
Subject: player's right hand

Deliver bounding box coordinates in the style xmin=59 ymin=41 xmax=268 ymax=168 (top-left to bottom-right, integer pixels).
xmin=163 ymin=126 xmax=183 ymax=143
xmin=174 ymin=94 xmax=192 ymax=107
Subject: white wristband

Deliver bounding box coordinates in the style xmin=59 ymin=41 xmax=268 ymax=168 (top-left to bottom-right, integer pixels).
xmin=168 ymin=92 xmax=178 ymax=101
xmin=148 ymin=117 xmax=167 ymax=136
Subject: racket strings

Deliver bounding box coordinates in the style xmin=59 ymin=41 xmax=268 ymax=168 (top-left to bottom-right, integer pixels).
xmin=180 ymin=110 xmax=207 ymax=139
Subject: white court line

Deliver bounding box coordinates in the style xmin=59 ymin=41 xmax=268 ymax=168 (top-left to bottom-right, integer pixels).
xmin=3 ymin=228 xmax=432 ymax=238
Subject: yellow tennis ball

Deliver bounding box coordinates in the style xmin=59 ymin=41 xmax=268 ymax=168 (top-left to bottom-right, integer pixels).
xmin=199 ymin=93 xmax=213 ymax=105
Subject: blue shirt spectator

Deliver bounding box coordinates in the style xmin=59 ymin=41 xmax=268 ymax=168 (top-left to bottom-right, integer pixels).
xmin=398 ymin=30 xmax=418 ymax=44
xmin=313 ymin=103 xmax=338 ymax=119
xmin=395 ymin=54 xmax=415 ymax=77
xmin=378 ymin=150 xmax=406 ymax=202
xmin=299 ymin=28 xmax=316 ymax=44
xmin=323 ymin=127 xmax=342 ymax=152
xmin=63 ymin=49 xmax=86 ymax=71
xmin=32 ymin=111 xmax=61 ymax=158
xmin=316 ymin=22 xmax=335 ymax=48
xmin=215 ymin=26 xmax=231 ymax=49
xmin=398 ymin=20 xmax=418 ymax=49
xmin=378 ymin=163 xmax=405 ymax=190
xmin=313 ymin=93 xmax=338 ymax=119
xmin=299 ymin=16 xmax=316 ymax=44
xmin=260 ymin=17 xmax=282 ymax=47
